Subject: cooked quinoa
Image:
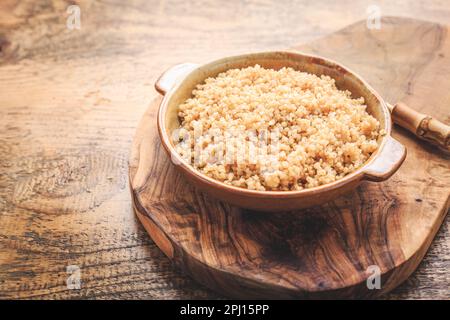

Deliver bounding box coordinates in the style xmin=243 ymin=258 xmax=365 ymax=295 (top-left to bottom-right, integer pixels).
xmin=174 ymin=65 xmax=381 ymax=191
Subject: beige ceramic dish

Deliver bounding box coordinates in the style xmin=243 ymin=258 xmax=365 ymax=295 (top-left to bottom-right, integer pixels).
xmin=155 ymin=51 xmax=407 ymax=211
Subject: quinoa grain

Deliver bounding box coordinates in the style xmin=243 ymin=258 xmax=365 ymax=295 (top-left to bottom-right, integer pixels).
xmin=174 ymin=65 xmax=380 ymax=191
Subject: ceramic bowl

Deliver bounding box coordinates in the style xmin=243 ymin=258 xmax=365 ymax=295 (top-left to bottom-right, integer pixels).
xmin=155 ymin=51 xmax=406 ymax=211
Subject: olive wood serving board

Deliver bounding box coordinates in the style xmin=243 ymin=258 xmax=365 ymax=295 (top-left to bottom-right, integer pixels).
xmin=129 ymin=17 xmax=450 ymax=298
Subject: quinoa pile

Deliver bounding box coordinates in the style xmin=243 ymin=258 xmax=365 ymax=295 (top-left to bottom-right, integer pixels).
xmin=174 ymin=65 xmax=381 ymax=191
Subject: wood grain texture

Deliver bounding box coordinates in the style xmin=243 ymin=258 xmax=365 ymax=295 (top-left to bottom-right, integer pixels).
xmin=0 ymin=0 xmax=449 ymax=299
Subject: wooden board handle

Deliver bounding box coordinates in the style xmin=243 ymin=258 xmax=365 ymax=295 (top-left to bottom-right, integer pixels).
xmin=389 ymin=102 xmax=450 ymax=152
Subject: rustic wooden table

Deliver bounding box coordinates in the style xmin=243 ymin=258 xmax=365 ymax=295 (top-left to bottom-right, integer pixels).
xmin=0 ymin=0 xmax=448 ymax=299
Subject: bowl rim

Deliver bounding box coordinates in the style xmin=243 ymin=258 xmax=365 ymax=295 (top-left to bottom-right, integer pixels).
xmin=157 ymin=50 xmax=392 ymax=198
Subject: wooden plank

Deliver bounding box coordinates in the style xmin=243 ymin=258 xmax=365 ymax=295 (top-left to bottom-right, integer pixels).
xmin=0 ymin=0 xmax=449 ymax=299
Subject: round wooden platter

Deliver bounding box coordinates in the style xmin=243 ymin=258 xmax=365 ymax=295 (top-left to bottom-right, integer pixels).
xmin=129 ymin=17 xmax=450 ymax=299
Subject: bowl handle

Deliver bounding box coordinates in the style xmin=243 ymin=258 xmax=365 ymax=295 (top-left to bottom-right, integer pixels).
xmin=155 ymin=63 xmax=199 ymax=95
xmin=363 ymin=136 xmax=407 ymax=182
